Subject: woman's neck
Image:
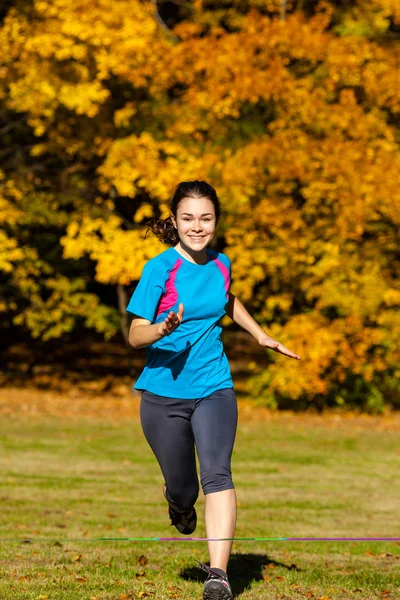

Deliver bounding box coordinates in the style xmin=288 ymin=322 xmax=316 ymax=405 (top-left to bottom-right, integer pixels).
xmin=174 ymin=242 xmax=209 ymax=265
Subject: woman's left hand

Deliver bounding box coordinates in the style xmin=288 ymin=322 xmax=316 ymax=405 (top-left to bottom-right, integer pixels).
xmin=258 ymin=333 xmax=301 ymax=360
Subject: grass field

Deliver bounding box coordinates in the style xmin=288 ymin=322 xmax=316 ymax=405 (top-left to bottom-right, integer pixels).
xmin=0 ymin=388 xmax=399 ymax=600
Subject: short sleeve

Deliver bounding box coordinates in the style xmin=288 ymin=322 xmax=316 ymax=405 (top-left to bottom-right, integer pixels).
xmin=126 ymin=261 xmax=165 ymax=322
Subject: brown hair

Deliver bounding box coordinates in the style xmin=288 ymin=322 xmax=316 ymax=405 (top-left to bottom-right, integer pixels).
xmin=145 ymin=180 xmax=221 ymax=245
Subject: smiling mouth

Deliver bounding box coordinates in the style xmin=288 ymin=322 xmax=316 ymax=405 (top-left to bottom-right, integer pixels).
xmin=189 ymin=236 xmax=205 ymax=240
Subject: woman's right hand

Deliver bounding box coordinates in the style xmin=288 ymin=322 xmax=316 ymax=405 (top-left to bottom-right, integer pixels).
xmin=158 ymin=303 xmax=184 ymax=337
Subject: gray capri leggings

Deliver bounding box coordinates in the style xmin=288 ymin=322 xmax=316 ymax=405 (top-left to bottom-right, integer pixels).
xmin=140 ymin=387 xmax=238 ymax=513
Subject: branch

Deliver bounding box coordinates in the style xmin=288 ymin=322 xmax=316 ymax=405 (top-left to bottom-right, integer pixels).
xmin=150 ymin=0 xmax=180 ymax=42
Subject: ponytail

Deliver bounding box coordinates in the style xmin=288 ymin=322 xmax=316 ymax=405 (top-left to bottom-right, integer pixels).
xmin=145 ymin=216 xmax=180 ymax=246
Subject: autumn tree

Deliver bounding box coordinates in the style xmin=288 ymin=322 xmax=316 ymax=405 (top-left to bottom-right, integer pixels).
xmin=0 ymin=0 xmax=399 ymax=410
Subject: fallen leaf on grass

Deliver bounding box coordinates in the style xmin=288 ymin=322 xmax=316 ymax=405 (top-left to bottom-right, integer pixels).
xmin=73 ymin=554 xmax=83 ymax=562
xmin=138 ymin=593 xmax=155 ymax=598
xmin=276 ymin=576 xmax=285 ymax=581
xmin=138 ymin=555 xmax=148 ymax=566
xmin=318 ymin=596 xmax=331 ymax=600
xmin=76 ymin=576 xmax=87 ymax=583
xmin=263 ymin=575 xmax=270 ymax=581
xmin=135 ymin=571 xmax=146 ymax=578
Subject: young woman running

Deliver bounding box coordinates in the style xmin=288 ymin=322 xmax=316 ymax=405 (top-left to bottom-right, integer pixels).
xmin=127 ymin=180 xmax=300 ymax=600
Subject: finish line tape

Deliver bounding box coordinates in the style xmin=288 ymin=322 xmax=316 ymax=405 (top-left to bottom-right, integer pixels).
xmin=1 ymin=537 xmax=399 ymax=543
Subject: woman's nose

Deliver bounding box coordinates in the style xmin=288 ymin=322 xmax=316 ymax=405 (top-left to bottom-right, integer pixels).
xmin=191 ymin=222 xmax=203 ymax=231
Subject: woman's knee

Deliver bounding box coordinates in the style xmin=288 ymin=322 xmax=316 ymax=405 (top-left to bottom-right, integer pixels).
xmin=200 ymin=466 xmax=234 ymax=495
xmin=166 ymin=481 xmax=199 ymax=512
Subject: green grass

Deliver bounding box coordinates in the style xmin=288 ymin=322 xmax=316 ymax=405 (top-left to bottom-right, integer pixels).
xmin=0 ymin=404 xmax=399 ymax=600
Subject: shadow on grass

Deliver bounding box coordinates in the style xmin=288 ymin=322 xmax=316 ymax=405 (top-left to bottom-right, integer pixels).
xmin=180 ymin=553 xmax=302 ymax=597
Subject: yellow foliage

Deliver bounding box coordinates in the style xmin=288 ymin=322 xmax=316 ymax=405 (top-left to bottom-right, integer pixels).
xmin=61 ymin=216 xmax=165 ymax=285
xmin=1 ymin=0 xmax=399 ymax=407
xmin=0 ymin=231 xmax=24 ymax=273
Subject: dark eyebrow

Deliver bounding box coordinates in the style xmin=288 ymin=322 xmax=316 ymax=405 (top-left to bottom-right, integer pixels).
xmin=180 ymin=213 xmax=214 ymax=216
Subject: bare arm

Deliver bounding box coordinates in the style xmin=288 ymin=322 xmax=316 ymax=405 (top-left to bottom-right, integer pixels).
xmin=129 ymin=304 xmax=184 ymax=349
xmin=226 ymin=292 xmax=300 ymax=360
xmin=129 ymin=318 xmax=164 ymax=349
xmin=226 ymin=292 xmax=266 ymax=342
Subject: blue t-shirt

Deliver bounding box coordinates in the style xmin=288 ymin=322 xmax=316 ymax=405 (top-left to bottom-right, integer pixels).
xmin=126 ymin=246 xmax=234 ymax=398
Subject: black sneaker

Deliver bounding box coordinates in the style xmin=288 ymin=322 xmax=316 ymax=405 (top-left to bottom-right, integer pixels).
xmin=168 ymin=504 xmax=197 ymax=535
xmin=163 ymin=484 xmax=197 ymax=535
xmin=197 ymin=560 xmax=233 ymax=600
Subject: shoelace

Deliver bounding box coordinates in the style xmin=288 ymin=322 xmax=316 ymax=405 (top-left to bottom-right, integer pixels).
xmin=196 ymin=560 xmax=228 ymax=582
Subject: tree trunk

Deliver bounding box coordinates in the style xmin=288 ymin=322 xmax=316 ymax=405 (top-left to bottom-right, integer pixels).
xmin=117 ymin=284 xmax=129 ymax=345
xmin=280 ymin=0 xmax=287 ymax=20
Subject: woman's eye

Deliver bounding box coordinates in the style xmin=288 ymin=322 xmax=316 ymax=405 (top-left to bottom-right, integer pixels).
xmin=181 ymin=217 xmax=212 ymax=222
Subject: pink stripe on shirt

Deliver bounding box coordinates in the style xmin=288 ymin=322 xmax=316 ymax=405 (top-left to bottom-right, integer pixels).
xmin=212 ymin=258 xmax=230 ymax=300
xmin=156 ymin=258 xmax=183 ymax=317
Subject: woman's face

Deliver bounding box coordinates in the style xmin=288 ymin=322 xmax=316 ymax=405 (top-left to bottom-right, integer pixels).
xmin=171 ymin=196 xmax=217 ymax=253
